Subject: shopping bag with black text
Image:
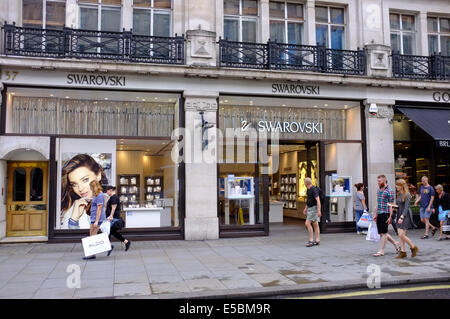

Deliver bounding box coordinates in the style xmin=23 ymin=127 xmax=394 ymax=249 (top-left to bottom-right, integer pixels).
xmin=82 ymin=232 xmax=111 ymax=257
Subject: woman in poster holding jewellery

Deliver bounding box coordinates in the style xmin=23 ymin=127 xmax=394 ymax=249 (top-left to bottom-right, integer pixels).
xmin=60 ymin=154 xmax=109 ymax=229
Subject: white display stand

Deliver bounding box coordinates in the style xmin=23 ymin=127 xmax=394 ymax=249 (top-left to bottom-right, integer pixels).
xmin=259 ymin=201 xmax=283 ymax=223
xmin=326 ymin=175 xmax=353 ymax=222
xmin=124 ymin=207 xmax=171 ymax=228
xmin=224 ymin=176 xmax=255 ymax=225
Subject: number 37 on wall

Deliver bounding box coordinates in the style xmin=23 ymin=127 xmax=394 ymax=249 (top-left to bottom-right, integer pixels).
xmin=0 ymin=69 xmax=19 ymax=81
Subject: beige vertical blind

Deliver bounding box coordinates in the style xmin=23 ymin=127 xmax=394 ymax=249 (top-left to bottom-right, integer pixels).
xmin=11 ymin=96 xmax=175 ymax=137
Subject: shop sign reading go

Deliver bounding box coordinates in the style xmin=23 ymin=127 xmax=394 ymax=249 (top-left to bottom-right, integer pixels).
xmin=432 ymin=91 xmax=450 ymax=102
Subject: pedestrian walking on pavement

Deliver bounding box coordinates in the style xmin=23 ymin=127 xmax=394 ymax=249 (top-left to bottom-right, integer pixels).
xmin=303 ymin=177 xmax=322 ymax=247
xmin=373 ymin=175 xmax=400 ymax=257
xmin=393 ymin=179 xmax=418 ymax=259
xmin=414 ymin=176 xmax=437 ymax=239
xmin=83 ymin=180 xmax=107 ymax=260
xmin=433 ymin=184 xmax=450 ymax=241
xmin=354 ymin=183 xmax=368 ymax=235
xmin=105 ymin=186 xmax=131 ymax=253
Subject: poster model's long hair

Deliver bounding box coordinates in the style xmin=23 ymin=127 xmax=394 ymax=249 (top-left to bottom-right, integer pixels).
xmin=61 ymin=154 xmax=108 ymax=214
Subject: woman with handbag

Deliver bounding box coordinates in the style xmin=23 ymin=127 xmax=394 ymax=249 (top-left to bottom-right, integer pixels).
xmin=394 ymin=179 xmax=418 ymax=259
xmin=105 ymin=186 xmax=131 ymax=252
xmin=433 ymin=185 xmax=450 ymax=241
xmin=354 ymin=183 xmax=368 ymax=234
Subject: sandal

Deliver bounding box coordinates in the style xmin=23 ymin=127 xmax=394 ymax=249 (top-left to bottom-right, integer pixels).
xmin=395 ymin=242 xmax=401 ymax=253
xmin=445 ymin=237 xmax=450 ymax=240
xmin=306 ymin=241 xmax=315 ymax=247
xmin=421 ymin=235 xmax=429 ymax=239
xmin=432 ymin=227 xmax=437 ymax=236
xmin=313 ymin=241 xmax=320 ymax=246
xmin=437 ymin=238 xmax=443 ymax=241
xmin=373 ymin=252 xmax=384 ymax=257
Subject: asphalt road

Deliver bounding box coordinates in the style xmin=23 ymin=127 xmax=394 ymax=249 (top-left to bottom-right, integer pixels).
xmin=267 ymin=283 xmax=450 ymax=299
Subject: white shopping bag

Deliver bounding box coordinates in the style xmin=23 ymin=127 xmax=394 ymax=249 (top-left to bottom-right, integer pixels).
xmin=366 ymin=221 xmax=380 ymax=242
xmin=82 ymin=232 xmax=112 ymax=257
xmin=99 ymin=220 xmax=111 ymax=236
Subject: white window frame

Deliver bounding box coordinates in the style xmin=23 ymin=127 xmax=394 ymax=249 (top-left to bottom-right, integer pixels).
xmin=269 ymin=0 xmax=304 ymax=44
xmin=427 ymin=16 xmax=450 ymax=55
xmin=315 ymin=5 xmax=346 ymax=49
xmin=132 ymin=0 xmax=173 ymax=36
xmin=79 ymin=0 xmax=122 ymax=31
xmin=22 ymin=0 xmax=66 ymax=29
xmin=390 ymin=12 xmax=416 ymax=55
xmin=224 ymin=0 xmax=260 ymax=42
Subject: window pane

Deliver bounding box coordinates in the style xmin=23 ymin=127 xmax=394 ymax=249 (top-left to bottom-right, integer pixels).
xmin=224 ymin=0 xmax=239 ymax=15
xmin=315 ymin=6 xmax=328 ymax=23
xmin=287 ymin=22 xmax=302 ymax=44
xmin=79 ymin=0 xmax=99 ymax=3
xmin=402 ymin=15 xmax=415 ymax=31
xmin=23 ymin=0 xmax=43 ymax=27
xmin=80 ymin=7 xmax=98 ymax=30
xmin=30 ymin=168 xmax=43 ymax=201
xmin=243 ymin=0 xmax=258 ymax=16
xmin=133 ymin=9 xmax=151 ymax=35
xmin=441 ymin=36 xmax=450 ymax=56
xmin=441 ymin=18 xmax=450 ymax=33
xmin=269 ymin=2 xmax=285 ymax=19
xmin=102 ymin=8 xmax=121 ymax=32
xmin=102 ymin=0 xmax=122 ymax=4
xmin=242 ymin=20 xmax=257 ymax=42
xmin=390 ymin=13 xmax=400 ymax=30
xmin=270 ymin=21 xmax=285 ymax=42
xmin=154 ymin=12 xmax=171 ymax=36
xmin=224 ymin=18 xmax=239 ymax=41
xmin=330 ymin=8 xmax=344 ymax=24
xmin=428 ymin=34 xmax=438 ymax=54
xmin=46 ymin=1 xmax=65 ymax=29
xmin=316 ymin=24 xmax=328 ymax=46
xmin=287 ymin=3 xmax=303 ymax=20
xmin=154 ymin=0 xmax=171 ymax=8
xmin=390 ymin=33 xmax=401 ymax=53
xmin=427 ymin=17 xmax=438 ymax=33
xmin=134 ymin=0 xmax=151 ymax=7
xmin=330 ymin=25 xmax=344 ymax=49
xmin=13 ymin=168 xmax=26 ymax=202
xmin=402 ymin=33 xmax=415 ymax=54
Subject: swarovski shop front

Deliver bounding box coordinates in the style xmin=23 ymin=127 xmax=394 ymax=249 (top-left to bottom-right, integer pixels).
xmin=1 ymin=85 xmax=184 ymax=242
xmin=217 ymin=96 xmax=366 ymax=236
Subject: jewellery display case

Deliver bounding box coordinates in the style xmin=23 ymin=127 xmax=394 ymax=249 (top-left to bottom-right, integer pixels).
xmin=144 ymin=176 xmax=164 ymax=203
xmin=117 ymin=174 xmax=140 ymax=208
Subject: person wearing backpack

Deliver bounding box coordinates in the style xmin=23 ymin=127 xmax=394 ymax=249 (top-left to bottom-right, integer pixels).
xmin=105 ymin=186 xmax=131 ymax=253
xmin=303 ymin=177 xmax=322 ymax=247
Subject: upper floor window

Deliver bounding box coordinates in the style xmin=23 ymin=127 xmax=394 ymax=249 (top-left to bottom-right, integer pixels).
xmin=390 ymin=13 xmax=416 ymax=55
xmin=224 ymin=0 xmax=259 ymax=42
xmin=79 ymin=0 xmax=121 ymax=32
xmin=269 ymin=1 xmax=304 ymax=44
xmin=315 ymin=6 xmax=345 ymax=49
xmin=23 ymin=0 xmax=66 ymax=29
xmin=133 ymin=0 xmax=172 ymax=36
xmin=428 ymin=17 xmax=450 ymax=56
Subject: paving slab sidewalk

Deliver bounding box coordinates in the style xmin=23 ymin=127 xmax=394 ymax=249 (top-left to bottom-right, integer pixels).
xmin=0 ymin=224 xmax=449 ymax=299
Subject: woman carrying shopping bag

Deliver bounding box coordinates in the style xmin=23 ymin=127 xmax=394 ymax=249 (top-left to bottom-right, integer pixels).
xmin=393 ymin=179 xmax=418 ymax=259
xmin=354 ymin=183 xmax=368 ymax=234
xmin=83 ymin=180 xmax=107 ymax=260
xmin=433 ymin=185 xmax=450 ymax=241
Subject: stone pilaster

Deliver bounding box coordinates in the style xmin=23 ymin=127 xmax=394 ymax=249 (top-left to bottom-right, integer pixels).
xmin=363 ymin=99 xmax=395 ymax=212
xmin=186 ymin=30 xmax=217 ymax=67
xmin=183 ymin=91 xmax=219 ymax=240
xmin=365 ymin=44 xmax=391 ymax=78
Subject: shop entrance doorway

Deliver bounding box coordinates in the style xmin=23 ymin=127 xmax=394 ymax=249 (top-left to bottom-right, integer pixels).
xmin=269 ymin=142 xmax=320 ymax=228
xmin=7 ymin=162 xmax=48 ymax=237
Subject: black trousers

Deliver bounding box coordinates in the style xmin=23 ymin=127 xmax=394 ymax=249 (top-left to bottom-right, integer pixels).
xmin=109 ymin=226 xmax=126 ymax=243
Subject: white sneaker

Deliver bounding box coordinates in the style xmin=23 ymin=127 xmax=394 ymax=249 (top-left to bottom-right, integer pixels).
xmin=357 ymin=231 xmax=361 ymax=235
xmin=362 ymin=231 xmax=367 ymax=235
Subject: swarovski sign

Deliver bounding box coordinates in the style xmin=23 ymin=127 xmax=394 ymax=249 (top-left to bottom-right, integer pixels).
xmin=242 ymin=120 xmax=324 ymax=134
xmin=271 ymin=83 xmax=320 ymax=95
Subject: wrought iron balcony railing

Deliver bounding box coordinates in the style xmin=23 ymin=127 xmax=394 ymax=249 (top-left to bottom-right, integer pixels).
xmin=3 ymin=23 xmax=185 ymax=65
xmin=219 ymin=39 xmax=366 ymax=75
xmin=392 ymin=52 xmax=450 ymax=80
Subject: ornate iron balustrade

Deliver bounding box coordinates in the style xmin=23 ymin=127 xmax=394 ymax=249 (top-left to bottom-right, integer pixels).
xmin=219 ymin=39 xmax=366 ymax=75
xmin=3 ymin=23 xmax=185 ymax=65
xmin=392 ymin=52 xmax=450 ymax=80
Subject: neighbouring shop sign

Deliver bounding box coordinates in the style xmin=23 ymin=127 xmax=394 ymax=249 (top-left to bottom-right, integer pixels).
xmin=242 ymin=120 xmax=323 ymax=134
xmin=432 ymin=91 xmax=450 ymax=102
xmin=67 ymin=73 xmax=126 ymax=87
xmin=271 ymin=83 xmax=320 ymax=95
xmin=436 ymin=140 xmax=450 ymax=148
